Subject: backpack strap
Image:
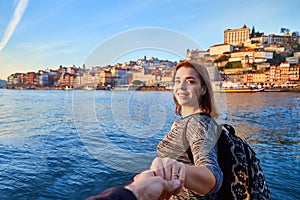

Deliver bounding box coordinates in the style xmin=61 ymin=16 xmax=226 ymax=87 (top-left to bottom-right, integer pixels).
xmin=222 ymin=124 xmax=235 ymax=135
xmin=183 ymin=116 xmax=194 ymax=163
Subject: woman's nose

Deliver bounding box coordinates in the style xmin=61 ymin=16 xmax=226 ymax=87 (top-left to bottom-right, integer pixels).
xmin=178 ymin=80 xmax=186 ymax=89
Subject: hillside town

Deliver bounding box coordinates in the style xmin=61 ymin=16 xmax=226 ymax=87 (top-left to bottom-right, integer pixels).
xmin=3 ymin=25 xmax=300 ymax=91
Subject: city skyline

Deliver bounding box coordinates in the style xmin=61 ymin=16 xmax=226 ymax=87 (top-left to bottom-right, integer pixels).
xmin=0 ymin=0 xmax=299 ymax=79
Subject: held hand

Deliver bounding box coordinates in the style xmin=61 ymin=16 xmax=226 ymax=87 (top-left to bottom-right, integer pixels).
xmin=150 ymin=157 xmax=186 ymax=184
xmin=125 ymin=170 xmax=181 ymax=200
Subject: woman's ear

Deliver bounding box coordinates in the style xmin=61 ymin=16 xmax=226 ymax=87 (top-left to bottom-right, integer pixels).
xmin=201 ymin=87 xmax=207 ymax=95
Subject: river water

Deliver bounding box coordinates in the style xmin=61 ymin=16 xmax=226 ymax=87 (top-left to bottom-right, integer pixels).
xmin=0 ymin=89 xmax=299 ymax=200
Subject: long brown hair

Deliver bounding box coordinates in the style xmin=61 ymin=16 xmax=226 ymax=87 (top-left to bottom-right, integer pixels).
xmin=173 ymin=61 xmax=219 ymax=118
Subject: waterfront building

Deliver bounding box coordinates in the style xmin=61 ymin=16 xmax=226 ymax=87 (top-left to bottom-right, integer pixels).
xmin=286 ymin=54 xmax=300 ymax=64
xmin=0 ymin=79 xmax=6 ymax=88
xmin=243 ymin=71 xmax=267 ymax=85
xmin=17 ymin=73 xmax=26 ymax=86
xmin=96 ymin=70 xmax=112 ymax=86
xmin=132 ymin=68 xmax=158 ymax=86
xmin=7 ymin=74 xmax=13 ymax=86
xmin=229 ymin=50 xmax=273 ymax=65
xmin=265 ymin=45 xmax=286 ymax=53
xmin=222 ymin=68 xmax=245 ymax=83
xmin=12 ymin=73 xmax=23 ymax=85
xmin=67 ymin=67 xmax=78 ymax=74
xmin=265 ymin=70 xmax=270 ymax=85
xmin=209 ymin=43 xmax=233 ymax=56
xmin=58 ymin=73 xmax=75 ymax=88
xmin=21 ymin=72 xmax=36 ymax=87
xmin=7 ymin=73 xmax=26 ymax=88
xmin=224 ymin=25 xmax=250 ymax=46
xmin=244 ymin=73 xmax=253 ymax=84
xmin=269 ymin=66 xmax=277 ymax=83
xmin=27 ymin=72 xmax=35 ymax=85
xmin=124 ymin=61 xmax=136 ymax=66
xmin=38 ymin=71 xmax=49 ymax=87
xmin=243 ymin=37 xmax=265 ymax=49
xmin=289 ymin=65 xmax=300 ymax=82
xmin=275 ymin=66 xmax=281 ymax=83
xmin=159 ymin=75 xmax=173 ymax=88
xmin=186 ymin=49 xmax=209 ymax=60
xmin=257 ymin=63 xmax=270 ymax=71
xmin=280 ymin=62 xmax=290 ymax=83
xmin=48 ymin=70 xmax=59 ymax=87
xmin=111 ymin=67 xmax=129 ymax=86
xmin=58 ymin=65 xmax=68 ymax=74
xmin=81 ymin=71 xmax=96 ymax=87
xmin=262 ymin=34 xmax=289 ymax=45
xmin=268 ymin=64 xmax=300 ymax=84
xmin=34 ymin=73 xmax=40 ymax=86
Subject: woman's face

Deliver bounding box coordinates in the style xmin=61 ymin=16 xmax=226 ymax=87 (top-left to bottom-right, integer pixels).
xmin=173 ymin=66 xmax=205 ymax=108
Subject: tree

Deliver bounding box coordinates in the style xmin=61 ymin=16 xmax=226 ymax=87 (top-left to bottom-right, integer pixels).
xmin=132 ymin=80 xmax=144 ymax=86
xmin=280 ymin=27 xmax=290 ymax=34
xmin=214 ymin=55 xmax=230 ymax=63
xmin=267 ymin=52 xmax=285 ymax=65
xmin=225 ymin=61 xmax=242 ymax=69
xmin=251 ymin=26 xmax=256 ymax=38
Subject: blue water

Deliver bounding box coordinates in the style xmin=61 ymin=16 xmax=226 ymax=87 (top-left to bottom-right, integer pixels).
xmin=0 ymin=89 xmax=299 ymax=200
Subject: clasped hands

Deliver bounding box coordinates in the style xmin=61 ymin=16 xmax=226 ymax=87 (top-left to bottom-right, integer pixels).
xmin=127 ymin=157 xmax=185 ymax=200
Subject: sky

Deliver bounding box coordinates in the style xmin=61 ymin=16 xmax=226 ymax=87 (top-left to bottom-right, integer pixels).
xmin=0 ymin=0 xmax=299 ymax=79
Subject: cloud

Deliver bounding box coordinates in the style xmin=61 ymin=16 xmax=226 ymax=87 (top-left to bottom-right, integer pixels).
xmin=0 ymin=0 xmax=29 ymax=52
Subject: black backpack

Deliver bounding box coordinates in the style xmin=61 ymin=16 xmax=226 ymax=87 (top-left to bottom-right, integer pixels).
xmin=184 ymin=116 xmax=271 ymax=200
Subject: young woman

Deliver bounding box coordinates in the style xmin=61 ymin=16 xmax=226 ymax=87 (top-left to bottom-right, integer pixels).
xmin=150 ymin=61 xmax=223 ymax=199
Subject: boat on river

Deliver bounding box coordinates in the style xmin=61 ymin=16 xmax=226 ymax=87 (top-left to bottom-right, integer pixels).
xmin=112 ymin=85 xmax=171 ymax=91
xmin=84 ymin=86 xmax=95 ymax=90
xmin=214 ymin=81 xmax=265 ymax=93
xmin=264 ymin=88 xmax=288 ymax=92
xmin=214 ymin=87 xmax=265 ymax=93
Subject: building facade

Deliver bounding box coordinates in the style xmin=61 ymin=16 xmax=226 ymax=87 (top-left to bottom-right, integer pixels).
xmin=209 ymin=43 xmax=233 ymax=56
xmin=224 ymin=25 xmax=250 ymax=46
xmin=229 ymin=50 xmax=273 ymax=64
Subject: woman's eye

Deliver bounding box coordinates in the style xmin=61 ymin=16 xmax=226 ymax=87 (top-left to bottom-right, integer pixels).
xmin=187 ymin=80 xmax=195 ymax=84
xmin=175 ymin=80 xmax=180 ymax=84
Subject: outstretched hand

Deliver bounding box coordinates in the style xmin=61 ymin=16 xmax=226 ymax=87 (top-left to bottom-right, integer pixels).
xmin=126 ymin=170 xmax=182 ymax=200
xmin=150 ymin=157 xmax=186 ymax=183
xmin=149 ymin=157 xmax=186 ymax=198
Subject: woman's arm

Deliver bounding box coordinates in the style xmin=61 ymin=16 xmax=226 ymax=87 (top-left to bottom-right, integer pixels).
xmin=185 ymin=116 xmax=223 ymax=195
xmin=184 ymin=165 xmax=216 ymax=195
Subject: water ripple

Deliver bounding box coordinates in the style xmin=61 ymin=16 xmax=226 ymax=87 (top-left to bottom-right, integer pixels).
xmin=0 ymin=90 xmax=299 ymax=200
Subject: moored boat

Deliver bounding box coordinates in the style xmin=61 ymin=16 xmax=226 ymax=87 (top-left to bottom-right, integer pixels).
xmin=214 ymin=87 xmax=265 ymax=93
xmin=213 ymin=81 xmax=265 ymax=93
xmin=264 ymin=88 xmax=288 ymax=92
xmin=84 ymin=86 xmax=95 ymax=90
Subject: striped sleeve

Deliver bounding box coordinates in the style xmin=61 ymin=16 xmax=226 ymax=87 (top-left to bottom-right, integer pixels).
xmin=185 ymin=115 xmax=223 ymax=194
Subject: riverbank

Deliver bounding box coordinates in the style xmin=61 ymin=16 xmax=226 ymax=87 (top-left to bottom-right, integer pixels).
xmin=3 ymin=86 xmax=300 ymax=92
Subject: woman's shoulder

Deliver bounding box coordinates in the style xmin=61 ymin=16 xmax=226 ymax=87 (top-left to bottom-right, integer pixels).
xmin=183 ymin=113 xmax=211 ymax=142
xmin=184 ymin=113 xmax=211 ymax=125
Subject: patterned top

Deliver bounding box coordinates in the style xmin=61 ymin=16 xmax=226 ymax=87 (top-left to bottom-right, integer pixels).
xmin=157 ymin=113 xmax=223 ymax=200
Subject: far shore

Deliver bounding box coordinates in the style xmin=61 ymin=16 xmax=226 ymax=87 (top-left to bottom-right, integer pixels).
xmin=3 ymin=86 xmax=300 ymax=92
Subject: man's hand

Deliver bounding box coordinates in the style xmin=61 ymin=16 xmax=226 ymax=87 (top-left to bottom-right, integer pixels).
xmin=125 ymin=170 xmax=182 ymax=200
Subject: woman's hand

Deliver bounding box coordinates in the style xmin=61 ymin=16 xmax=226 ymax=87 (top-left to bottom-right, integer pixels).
xmin=150 ymin=157 xmax=186 ymax=184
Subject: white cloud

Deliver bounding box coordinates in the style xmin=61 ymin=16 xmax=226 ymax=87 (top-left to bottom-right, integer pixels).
xmin=0 ymin=0 xmax=29 ymax=52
